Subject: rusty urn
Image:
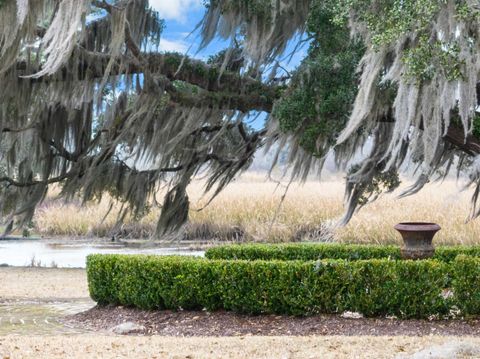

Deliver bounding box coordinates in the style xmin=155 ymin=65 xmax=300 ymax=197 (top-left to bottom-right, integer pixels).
xmin=394 ymin=222 xmax=441 ymax=260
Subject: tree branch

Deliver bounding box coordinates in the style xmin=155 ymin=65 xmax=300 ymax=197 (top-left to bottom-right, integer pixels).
xmin=16 ymin=51 xmax=280 ymax=103
xmin=0 ymin=172 xmax=74 ymax=188
xmin=166 ymin=87 xmax=274 ymax=112
xmin=445 ymin=126 xmax=480 ymax=155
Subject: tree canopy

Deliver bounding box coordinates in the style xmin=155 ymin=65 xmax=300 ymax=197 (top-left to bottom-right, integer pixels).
xmin=0 ymin=0 xmax=479 ymax=236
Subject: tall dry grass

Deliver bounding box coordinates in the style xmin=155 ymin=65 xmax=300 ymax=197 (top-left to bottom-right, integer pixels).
xmin=33 ymin=174 xmax=480 ymax=245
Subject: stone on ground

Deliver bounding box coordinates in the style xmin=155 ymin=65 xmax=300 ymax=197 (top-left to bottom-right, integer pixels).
xmin=110 ymin=322 xmax=146 ymax=335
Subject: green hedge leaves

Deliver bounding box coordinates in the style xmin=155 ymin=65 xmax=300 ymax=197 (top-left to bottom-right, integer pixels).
xmin=87 ymin=254 xmax=473 ymax=319
xmin=205 ymin=243 xmax=480 ymax=262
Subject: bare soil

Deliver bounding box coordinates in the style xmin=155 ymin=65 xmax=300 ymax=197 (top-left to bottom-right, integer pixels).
xmin=2 ymin=335 xmax=480 ymax=359
xmin=0 ymin=267 xmax=88 ymax=300
xmin=68 ymin=305 xmax=480 ymax=337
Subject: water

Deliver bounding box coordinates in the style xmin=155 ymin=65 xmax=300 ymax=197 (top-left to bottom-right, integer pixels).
xmin=0 ymin=299 xmax=95 ymax=335
xmin=0 ymin=239 xmax=204 ymax=268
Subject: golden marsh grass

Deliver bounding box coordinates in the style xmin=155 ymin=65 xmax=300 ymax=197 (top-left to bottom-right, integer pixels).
xmin=33 ymin=175 xmax=480 ymax=245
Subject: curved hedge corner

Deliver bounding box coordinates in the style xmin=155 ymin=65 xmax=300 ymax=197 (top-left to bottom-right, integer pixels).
xmin=86 ymin=254 xmax=466 ymax=319
xmin=205 ymin=243 xmax=480 ymax=262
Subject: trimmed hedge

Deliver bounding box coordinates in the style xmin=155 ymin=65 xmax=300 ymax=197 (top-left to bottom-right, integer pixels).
xmin=205 ymin=243 xmax=399 ymax=261
xmin=87 ymin=254 xmax=465 ymax=318
xmin=453 ymin=255 xmax=480 ymax=315
xmin=205 ymin=243 xmax=480 ymax=262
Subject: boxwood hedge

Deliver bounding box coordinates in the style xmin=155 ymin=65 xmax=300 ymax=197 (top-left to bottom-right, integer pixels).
xmin=86 ymin=254 xmax=470 ymax=319
xmin=205 ymin=243 xmax=480 ymax=262
xmin=452 ymin=255 xmax=480 ymax=315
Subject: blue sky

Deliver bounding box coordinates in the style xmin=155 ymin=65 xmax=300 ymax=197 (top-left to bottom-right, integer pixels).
xmin=150 ymin=0 xmax=226 ymax=58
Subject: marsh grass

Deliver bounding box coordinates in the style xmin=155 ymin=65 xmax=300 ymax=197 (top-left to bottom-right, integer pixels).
xmin=32 ymin=174 xmax=480 ymax=245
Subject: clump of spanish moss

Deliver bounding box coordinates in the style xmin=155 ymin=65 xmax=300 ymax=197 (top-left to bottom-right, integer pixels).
xmin=0 ymin=0 xmax=263 ymax=238
xmin=207 ymin=0 xmax=480 ymax=222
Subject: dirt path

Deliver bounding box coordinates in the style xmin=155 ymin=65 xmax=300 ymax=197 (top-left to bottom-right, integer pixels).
xmin=1 ymin=267 xmax=480 ymax=358
xmin=0 ymin=267 xmax=88 ymax=299
xmin=1 ymin=335 xmax=480 ymax=359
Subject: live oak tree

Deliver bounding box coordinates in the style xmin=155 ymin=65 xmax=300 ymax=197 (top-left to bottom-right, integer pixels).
xmin=0 ymin=0 xmax=479 ymax=236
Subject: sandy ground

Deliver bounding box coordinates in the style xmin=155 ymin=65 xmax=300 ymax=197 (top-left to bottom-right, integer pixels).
xmin=0 ymin=267 xmax=88 ymax=299
xmin=1 ymin=268 xmax=480 ymax=358
xmin=1 ymin=335 xmax=480 ymax=359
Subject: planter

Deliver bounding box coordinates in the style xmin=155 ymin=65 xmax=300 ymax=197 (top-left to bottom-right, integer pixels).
xmin=394 ymin=222 xmax=441 ymax=260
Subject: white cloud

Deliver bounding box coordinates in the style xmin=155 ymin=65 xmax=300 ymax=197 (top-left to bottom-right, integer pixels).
xmin=159 ymin=38 xmax=189 ymax=53
xmin=149 ymin=0 xmax=202 ymax=22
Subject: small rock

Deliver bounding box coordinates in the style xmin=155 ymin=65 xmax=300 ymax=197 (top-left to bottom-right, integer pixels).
xmin=110 ymin=322 xmax=145 ymax=335
xmin=341 ymin=311 xmax=364 ymax=319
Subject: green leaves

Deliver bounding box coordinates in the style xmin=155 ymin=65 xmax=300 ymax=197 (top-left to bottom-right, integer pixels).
xmin=275 ymin=0 xmax=479 ymax=157
xmin=206 ymin=243 xmax=480 ymax=262
xmin=273 ymin=3 xmax=364 ymax=156
xmin=452 ymin=256 xmax=480 ymax=315
xmin=86 ymin=250 xmax=480 ymax=318
xmin=403 ymin=37 xmax=465 ymax=82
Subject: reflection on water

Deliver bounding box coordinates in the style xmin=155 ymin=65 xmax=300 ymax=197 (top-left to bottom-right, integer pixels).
xmin=0 ymin=239 xmax=204 ymax=268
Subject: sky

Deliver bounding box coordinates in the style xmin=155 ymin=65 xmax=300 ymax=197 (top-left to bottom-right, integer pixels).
xmin=150 ymin=0 xmax=225 ymax=57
